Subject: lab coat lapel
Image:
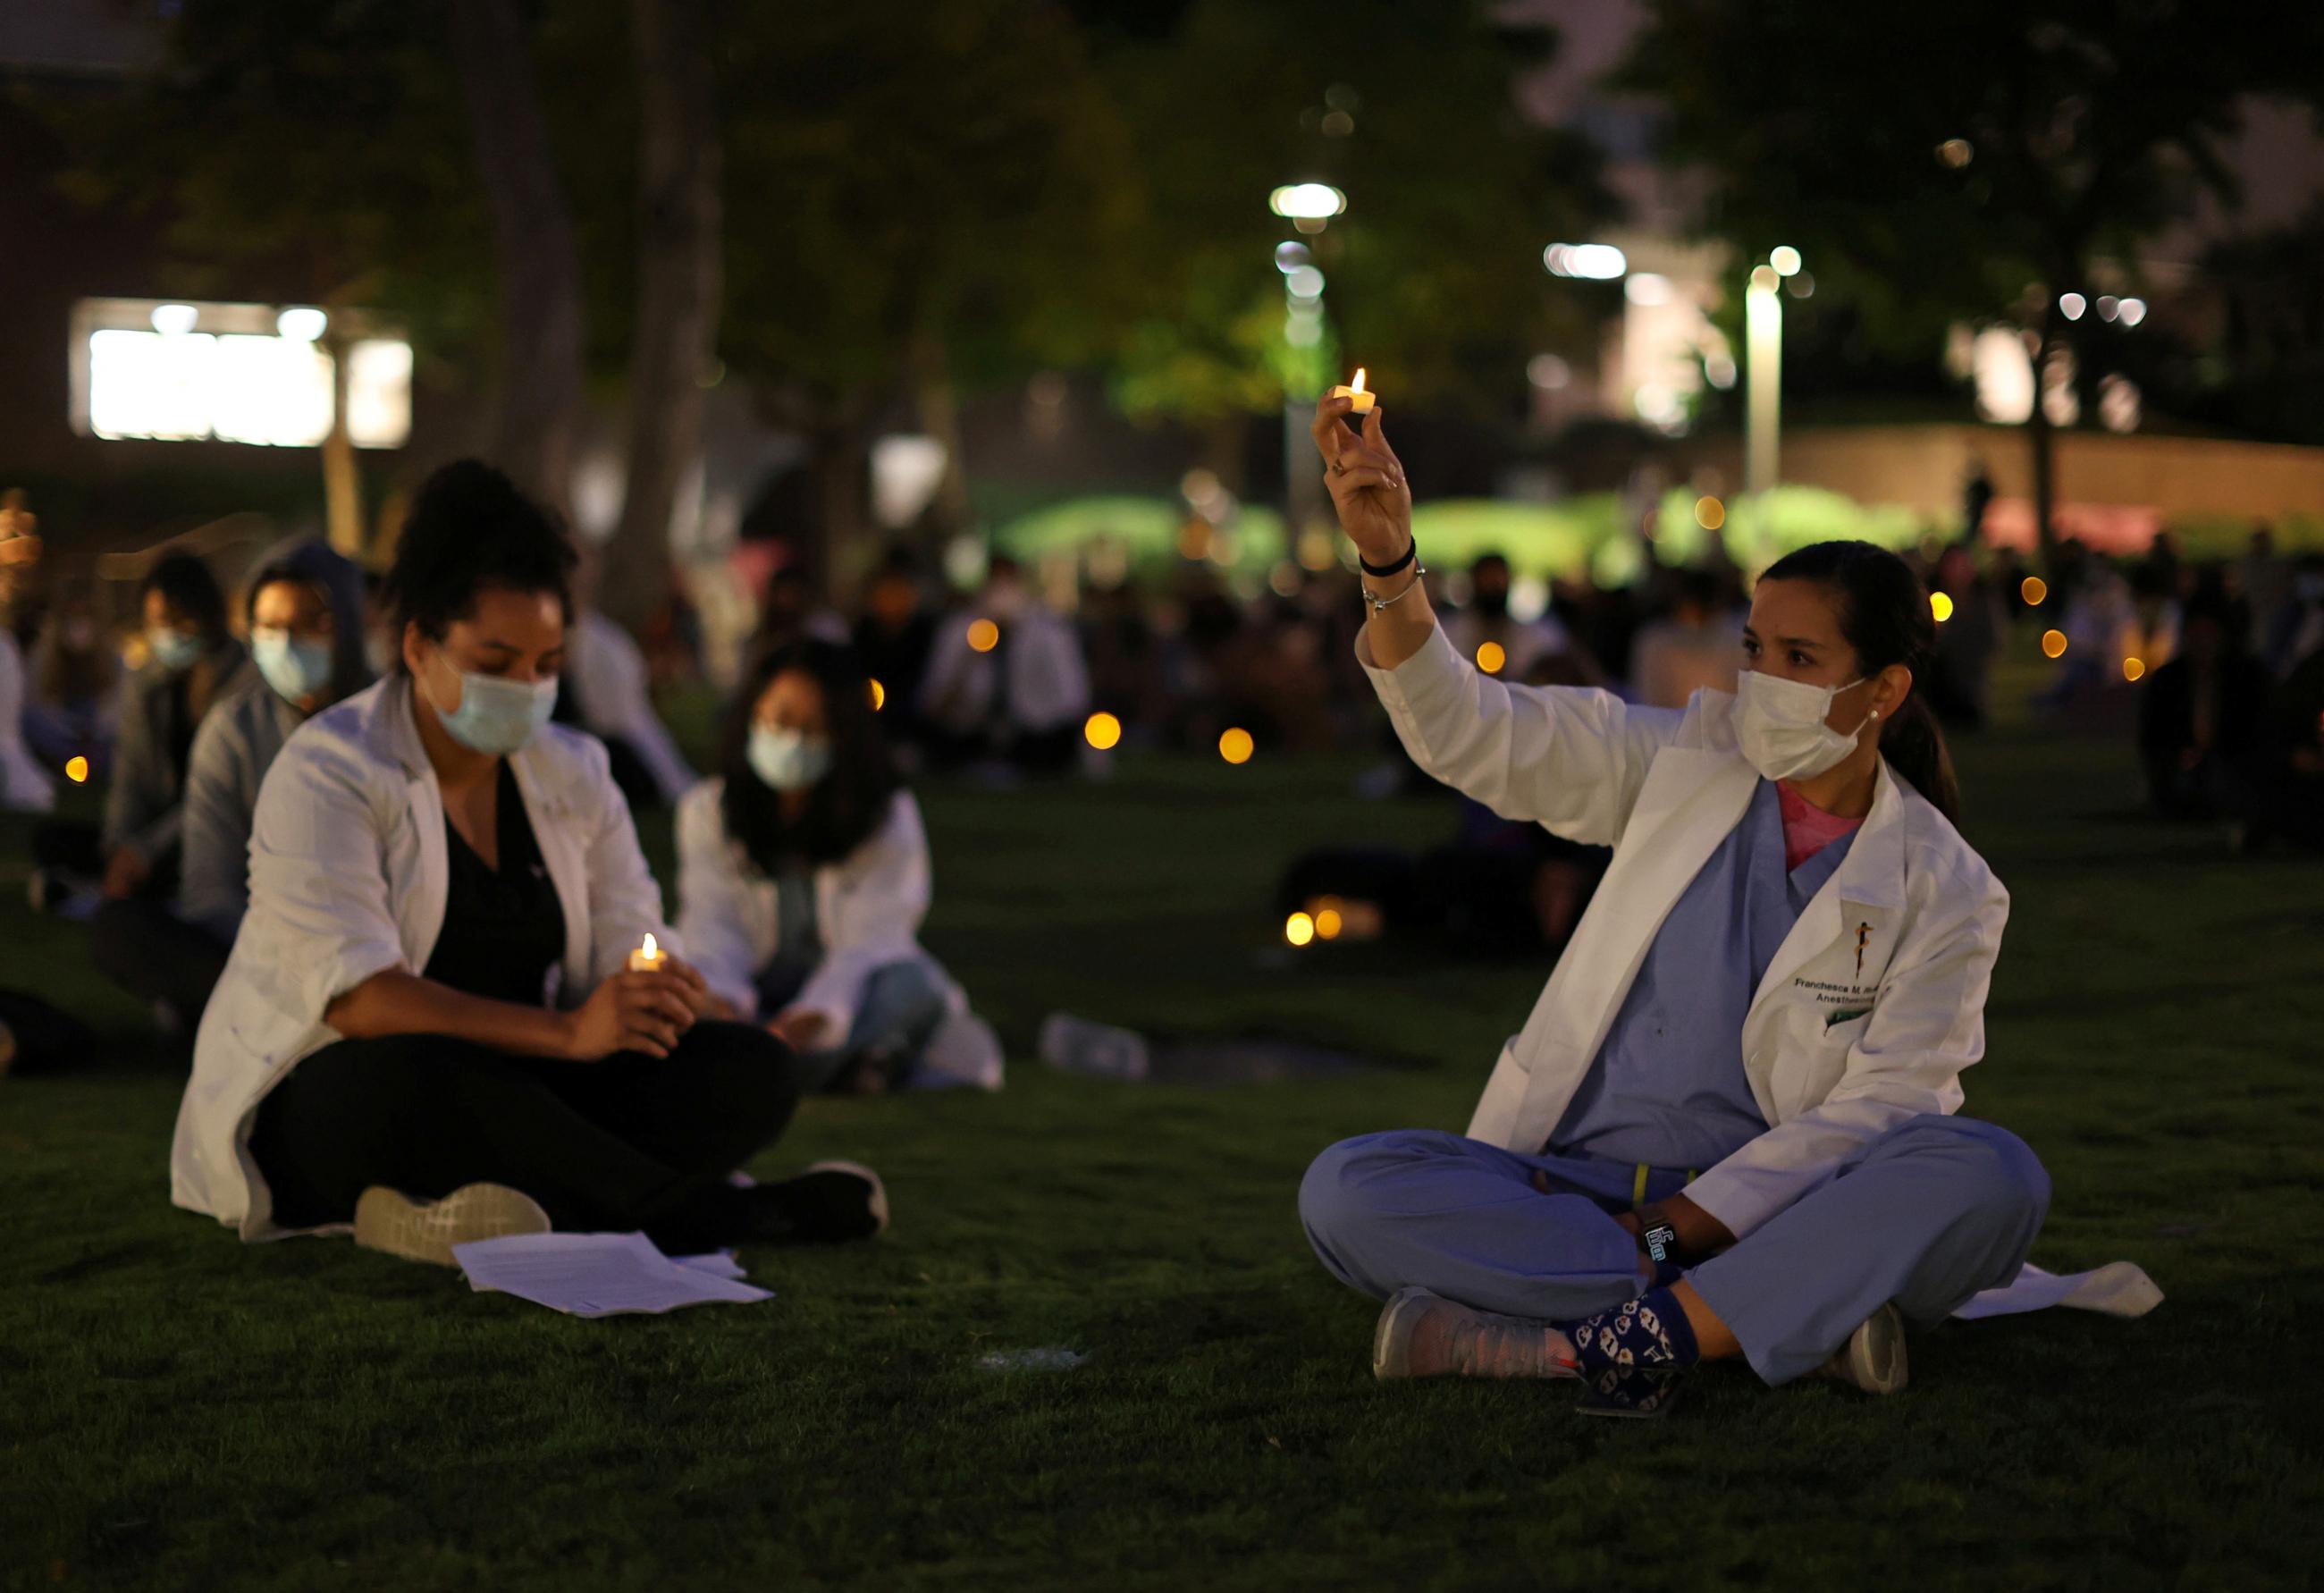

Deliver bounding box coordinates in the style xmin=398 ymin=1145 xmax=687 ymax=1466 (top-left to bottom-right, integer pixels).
xmin=378 ymin=678 xmax=450 ymax=971
xmin=1747 ymin=762 xmax=1908 ymax=1023
xmin=509 ymin=743 xmax=594 ymax=1004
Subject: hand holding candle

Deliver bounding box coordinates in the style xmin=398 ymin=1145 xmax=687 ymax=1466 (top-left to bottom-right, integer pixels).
xmin=1326 ymin=367 xmax=1375 ymax=417
xmin=628 ymin=931 xmax=669 ymax=974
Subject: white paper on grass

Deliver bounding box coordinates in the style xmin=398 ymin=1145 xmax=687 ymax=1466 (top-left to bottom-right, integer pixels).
xmin=1953 ymin=1261 xmax=2162 ymax=1321
xmin=453 ymin=1231 xmax=771 ymax=1317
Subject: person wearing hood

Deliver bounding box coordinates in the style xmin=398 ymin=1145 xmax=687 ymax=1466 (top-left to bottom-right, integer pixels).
xmin=90 ymin=540 xmax=368 ymax=1029
xmin=179 ymin=537 xmax=375 ymax=942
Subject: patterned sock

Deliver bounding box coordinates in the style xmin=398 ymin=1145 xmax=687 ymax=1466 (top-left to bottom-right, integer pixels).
xmin=1562 ymin=1285 xmax=1701 ymax=1372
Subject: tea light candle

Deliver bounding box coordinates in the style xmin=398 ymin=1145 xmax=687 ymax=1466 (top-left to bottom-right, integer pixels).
xmin=628 ymin=932 xmax=668 ymax=974
xmin=1327 ymin=368 xmax=1374 ymax=413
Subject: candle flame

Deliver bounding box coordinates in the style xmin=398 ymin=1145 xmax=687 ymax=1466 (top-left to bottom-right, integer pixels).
xmin=1351 ymin=368 xmax=1367 ymax=393
xmin=642 ymin=932 xmax=659 ymax=959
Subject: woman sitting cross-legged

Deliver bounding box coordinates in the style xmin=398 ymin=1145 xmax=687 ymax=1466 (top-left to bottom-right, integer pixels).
xmin=677 ymin=638 xmax=1002 ymax=1093
xmin=171 ymin=460 xmax=884 ymax=1265
xmin=1296 ymin=392 xmax=2057 ymax=1395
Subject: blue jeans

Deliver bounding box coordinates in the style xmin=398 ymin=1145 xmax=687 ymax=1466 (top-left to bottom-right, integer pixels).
xmin=1300 ymin=1115 xmax=2049 ymax=1384
xmin=754 ymin=957 xmax=951 ymax=1092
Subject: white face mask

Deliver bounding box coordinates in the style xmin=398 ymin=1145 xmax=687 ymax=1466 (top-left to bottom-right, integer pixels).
xmin=748 ymin=723 xmax=833 ymax=792
xmin=1733 ymin=670 xmax=1874 ymax=782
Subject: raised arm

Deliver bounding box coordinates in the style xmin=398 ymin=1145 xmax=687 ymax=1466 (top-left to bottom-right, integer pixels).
xmin=1312 ymin=393 xmax=1682 ymax=844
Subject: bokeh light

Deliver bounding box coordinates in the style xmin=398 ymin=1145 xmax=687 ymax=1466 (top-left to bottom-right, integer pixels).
xmin=1084 ymin=712 xmax=1123 ymax=751
xmin=1284 ymin=912 xmax=1316 ymax=948
xmin=2041 ymin=629 xmax=2068 ymax=659
xmin=1218 ymin=727 xmax=1255 ymax=765
xmin=1315 ymin=906 xmax=1344 ymax=940
xmin=1931 ymin=592 xmax=1955 ymax=623
xmin=869 ymin=678 xmax=886 ymax=711
xmin=65 ymin=755 xmax=88 ymax=784
xmin=1477 ymin=641 xmax=1506 ymax=674
xmin=2021 ymin=576 xmax=2049 ymax=606
xmin=2123 ymin=657 xmax=2145 ymax=682
xmin=967 ymin=619 xmax=1000 ymax=653
xmin=1694 ymin=495 xmax=1724 ymax=530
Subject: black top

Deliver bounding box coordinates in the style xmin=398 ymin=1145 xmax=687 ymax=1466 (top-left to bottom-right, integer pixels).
xmin=423 ymin=761 xmax=567 ymax=1007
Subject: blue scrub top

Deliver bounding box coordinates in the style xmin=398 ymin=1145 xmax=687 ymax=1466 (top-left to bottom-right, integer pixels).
xmin=1548 ymin=778 xmax=1857 ymax=1171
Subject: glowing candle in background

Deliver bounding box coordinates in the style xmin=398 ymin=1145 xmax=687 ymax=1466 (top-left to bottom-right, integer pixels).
xmin=967 ymin=619 xmax=1000 ymax=653
xmin=1218 ymin=728 xmax=1255 ymax=765
xmin=65 ymin=756 xmax=88 ymax=784
xmin=628 ymin=932 xmax=668 ymax=974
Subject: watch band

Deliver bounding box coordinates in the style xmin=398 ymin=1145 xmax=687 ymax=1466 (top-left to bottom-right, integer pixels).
xmin=1360 ymin=537 xmax=1418 ymax=578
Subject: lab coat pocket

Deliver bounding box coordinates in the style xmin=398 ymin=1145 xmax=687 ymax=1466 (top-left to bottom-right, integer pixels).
xmin=1779 ymin=1007 xmax=1868 ymax=1119
xmin=1463 ymin=1040 xmax=1529 ymax=1149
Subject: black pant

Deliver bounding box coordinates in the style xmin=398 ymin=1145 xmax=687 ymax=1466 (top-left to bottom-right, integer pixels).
xmin=248 ymin=1020 xmax=802 ymax=1236
xmin=88 ymin=898 xmax=231 ymax=1023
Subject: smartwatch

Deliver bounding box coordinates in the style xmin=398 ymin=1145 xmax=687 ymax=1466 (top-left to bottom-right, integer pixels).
xmin=1642 ymin=1223 xmax=1680 ymax=1265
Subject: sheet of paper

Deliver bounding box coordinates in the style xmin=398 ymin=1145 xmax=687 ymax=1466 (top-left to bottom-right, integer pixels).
xmin=454 ymin=1232 xmax=770 ymax=1317
xmin=1953 ymin=1260 xmax=2162 ymax=1320
xmin=673 ymin=1250 xmax=748 ymax=1279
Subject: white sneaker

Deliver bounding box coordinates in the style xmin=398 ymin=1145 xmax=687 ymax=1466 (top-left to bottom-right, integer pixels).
xmin=1817 ymin=1302 xmax=1908 ymax=1394
xmin=353 ymin=1183 xmax=552 ymax=1267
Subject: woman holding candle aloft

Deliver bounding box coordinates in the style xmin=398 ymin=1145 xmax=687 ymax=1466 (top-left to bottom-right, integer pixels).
xmin=676 ymin=637 xmax=1002 ymax=1093
xmin=1296 ymin=388 xmax=2153 ymax=1396
xmin=172 ymin=461 xmax=886 ymax=1266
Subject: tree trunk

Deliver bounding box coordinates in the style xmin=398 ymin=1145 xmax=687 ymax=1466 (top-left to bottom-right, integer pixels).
xmin=320 ymin=330 xmax=363 ymax=558
xmin=449 ymin=0 xmax=586 ymax=518
xmin=604 ymin=0 xmax=723 ymax=631
xmin=908 ymin=327 xmax=971 ymax=543
xmin=806 ymin=417 xmax=874 ymax=603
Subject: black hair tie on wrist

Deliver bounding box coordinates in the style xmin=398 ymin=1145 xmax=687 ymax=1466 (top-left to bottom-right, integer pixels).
xmin=1360 ymin=538 xmax=1418 ymax=579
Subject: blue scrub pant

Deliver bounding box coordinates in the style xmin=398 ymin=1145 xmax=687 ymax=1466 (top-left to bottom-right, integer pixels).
xmin=756 ymin=957 xmax=952 ymax=1092
xmin=1299 ymin=1115 xmax=2050 ymax=1385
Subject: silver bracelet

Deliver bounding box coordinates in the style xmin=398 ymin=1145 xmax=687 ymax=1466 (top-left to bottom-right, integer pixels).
xmin=1361 ymin=560 xmax=1427 ymax=614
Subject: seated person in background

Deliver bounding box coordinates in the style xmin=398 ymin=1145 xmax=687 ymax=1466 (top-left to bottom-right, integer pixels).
xmin=1442 ymin=552 xmax=1576 ymax=684
xmin=918 ymin=554 xmax=1090 ymax=775
xmin=172 ymin=460 xmax=884 ymax=1266
xmin=2243 ymin=635 xmax=2324 ymax=854
xmin=82 ymin=553 xmax=247 ymax=1012
xmin=1629 ymin=568 xmax=1742 ymax=709
xmin=156 ymin=538 xmax=377 ymax=1021
xmin=24 ymin=575 xmax=120 ymax=777
xmin=852 ymin=544 xmax=939 ymax=752
xmin=560 ymin=546 xmax=695 ymax=811
xmin=678 ymin=637 xmax=1000 ymax=1092
xmin=2136 ymin=592 xmax=2267 ymax=822
xmin=0 ymin=535 xmax=55 ymax=814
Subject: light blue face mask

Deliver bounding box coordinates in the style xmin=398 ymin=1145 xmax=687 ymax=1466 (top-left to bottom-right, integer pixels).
xmin=250 ymin=628 xmax=334 ymax=705
xmin=424 ymin=657 xmax=558 ymax=756
xmin=147 ymin=627 xmax=203 ymax=672
xmin=748 ymin=723 xmax=834 ymax=792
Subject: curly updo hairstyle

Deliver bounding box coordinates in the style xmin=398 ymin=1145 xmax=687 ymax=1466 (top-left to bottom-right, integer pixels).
xmin=381 ymin=459 xmax=577 ymax=670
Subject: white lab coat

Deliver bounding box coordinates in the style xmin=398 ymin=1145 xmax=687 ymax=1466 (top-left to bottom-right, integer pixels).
xmin=170 ymin=676 xmax=678 ymax=1239
xmin=1366 ymin=623 xmax=2008 ymax=1243
xmin=0 ymin=628 xmax=55 ymax=813
xmin=676 ymin=780 xmax=941 ymax=1024
xmin=569 ymin=609 xmax=695 ymax=804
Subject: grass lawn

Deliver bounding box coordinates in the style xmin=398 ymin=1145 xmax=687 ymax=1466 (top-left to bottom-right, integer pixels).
xmin=5 ymin=663 xmax=2323 ymax=1590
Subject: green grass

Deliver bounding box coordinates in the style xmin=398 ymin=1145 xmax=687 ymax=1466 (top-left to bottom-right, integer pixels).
xmin=5 ymin=682 xmax=2324 ymax=1590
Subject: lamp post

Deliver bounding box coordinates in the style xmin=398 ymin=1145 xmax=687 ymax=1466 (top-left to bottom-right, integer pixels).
xmin=1745 ymin=249 xmax=1798 ymax=498
xmin=1270 ymin=184 xmax=1346 ymax=546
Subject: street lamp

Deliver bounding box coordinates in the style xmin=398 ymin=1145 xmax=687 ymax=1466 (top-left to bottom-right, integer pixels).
xmin=1745 ymin=257 xmax=1788 ymax=497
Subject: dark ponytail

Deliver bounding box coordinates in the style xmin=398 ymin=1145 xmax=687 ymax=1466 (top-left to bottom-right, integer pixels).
xmin=1760 ymin=540 xmax=1962 ymax=825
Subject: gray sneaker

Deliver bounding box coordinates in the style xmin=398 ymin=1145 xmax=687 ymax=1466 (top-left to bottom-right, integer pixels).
xmin=1373 ymin=1286 xmax=1582 ymax=1381
xmin=1816 ymin=1302 xmax=1908 ymax=1394
xmin=354 ymin=1183 xmax=552 ymax=1267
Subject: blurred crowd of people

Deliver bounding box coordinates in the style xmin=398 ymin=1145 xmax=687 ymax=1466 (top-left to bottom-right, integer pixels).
xmin=5 ymin=477 xmax=2322 ymax=1078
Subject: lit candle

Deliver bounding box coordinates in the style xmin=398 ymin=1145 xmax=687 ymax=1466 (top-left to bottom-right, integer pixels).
xmin=628 ymin=932 xmax=668 ymax=974
xmin=1327 ymin=367 xmax=1375 ymax=414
